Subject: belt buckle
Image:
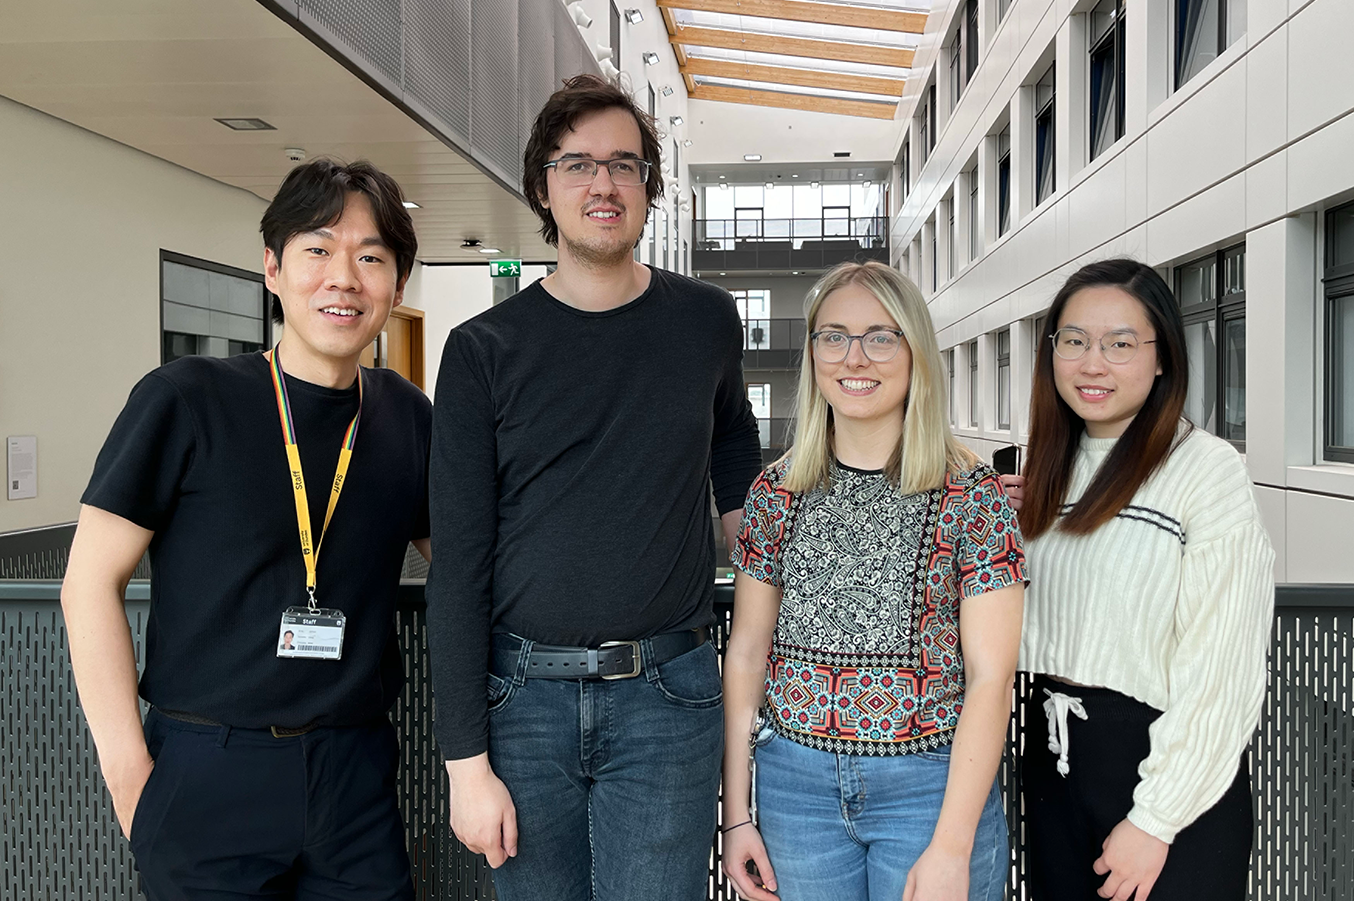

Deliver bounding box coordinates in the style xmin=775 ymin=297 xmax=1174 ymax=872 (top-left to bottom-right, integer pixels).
xmin=599 ymin=640 xmax=641 ymax=680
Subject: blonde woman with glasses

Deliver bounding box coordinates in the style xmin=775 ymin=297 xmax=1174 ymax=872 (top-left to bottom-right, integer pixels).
xmin=722 ymin=262 xmax=1026 ymax=901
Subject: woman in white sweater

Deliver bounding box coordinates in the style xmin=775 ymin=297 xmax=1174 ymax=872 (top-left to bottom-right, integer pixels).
xmin=1008 ymin=259 xmax=1273 ymax=901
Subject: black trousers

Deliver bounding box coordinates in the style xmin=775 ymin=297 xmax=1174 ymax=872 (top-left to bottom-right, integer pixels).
xmin=1023 ymin=676 xmax=1253 ymax=901
xmin=131 ymin=708 xmax=414 ymax=901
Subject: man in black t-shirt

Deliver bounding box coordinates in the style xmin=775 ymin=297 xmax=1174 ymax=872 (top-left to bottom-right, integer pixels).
xmin=426 ymin=76 xmax=762 ymax=900
xmin=62 ymin=160 xmax=429 ymax=900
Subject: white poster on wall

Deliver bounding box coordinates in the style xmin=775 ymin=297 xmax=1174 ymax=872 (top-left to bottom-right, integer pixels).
xmin=7 ymin=436 xmax=37 ymax=500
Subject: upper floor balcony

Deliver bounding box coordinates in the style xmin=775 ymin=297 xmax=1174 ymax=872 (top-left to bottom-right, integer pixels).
xmin=693 ymin=217 xmax=889 ymax=274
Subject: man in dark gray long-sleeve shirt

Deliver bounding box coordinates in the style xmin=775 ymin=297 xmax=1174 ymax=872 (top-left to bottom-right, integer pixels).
xmin=425 ymin=75 xmax=762 ymax=901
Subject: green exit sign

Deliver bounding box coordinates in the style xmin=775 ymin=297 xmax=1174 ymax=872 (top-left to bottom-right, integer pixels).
xmin=489 ymin=260 xmax=522 ymax=278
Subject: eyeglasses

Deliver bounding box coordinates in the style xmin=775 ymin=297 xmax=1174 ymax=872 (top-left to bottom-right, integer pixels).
xmin=543 ymin=157 xmax=651 ymax=187
xmin=811 ymin=329 xmax=906 ymax=363
xmin=1051 ymin=327 xmax=1156 ymax=364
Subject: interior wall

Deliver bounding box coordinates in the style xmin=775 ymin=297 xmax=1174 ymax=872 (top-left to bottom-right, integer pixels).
xmin=0 ymin=96 xmax=268 ymax=533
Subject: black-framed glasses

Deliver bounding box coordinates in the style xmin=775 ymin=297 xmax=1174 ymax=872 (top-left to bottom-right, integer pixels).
xmin=1051 ymin=327 xmax=1156 ymax=364
xmin=811 ymin=329 xmax=906 ymax=363
xmin=543 ymin=157 xmax=651 ymax=187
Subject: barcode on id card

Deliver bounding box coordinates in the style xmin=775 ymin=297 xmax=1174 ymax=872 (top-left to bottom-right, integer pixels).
xmin=295 ymin=644 xmax=338 ymax=652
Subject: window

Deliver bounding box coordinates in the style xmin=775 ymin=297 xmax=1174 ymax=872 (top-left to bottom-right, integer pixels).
xmin=949 ymin=2 xmax=979 ymax=111
xmin=996 ymin=329 xmax=1011 ymax=429
xmin=927 ymin=83 xmax=937 ymax=155
xmin=747 ymin=383 xmax=773 ymax=447
xmin=1175 ymin=0 xmax=1244 ymax=89
xmin=898 ymin=139 xmax=911 ymax=205
xmin=997 ymin=126 xmax=1011 ymax=236
xmin=968 ymin=339 xmax=979 ymax=427
xmin=1175 ymin=244 xmax=1245 ymax=447
xmin=930 ymin=215 xmax=938 ymax=293
xmin=647 ymin=83 xmax=655 ymax=118
xmin=969 ymin=169 xmax=980 ymax=260
xmin=731 ymin=288 xmax=772 ymax=349
xmin=998 ymin=0 xmax=1012 ymax=22
xmin=948 ymin=349 xmax=957 ymax=425
xmin=1089 ymin=0 xmax=1126 ymax=162
xmin=1035 ymin=63 xmax=1056 ymax=206
xmin=161 ymin=251 xmax=269 ymax=364
xmin=610 ymin=3 xmax=622 ymax=71
xmin=948 ymin=197 xmax=958 ymax=279
xmin=918 ymin=84 xmax=935 ymax=164
xmin=1325 ymin=201 xmax=1354 ymax=462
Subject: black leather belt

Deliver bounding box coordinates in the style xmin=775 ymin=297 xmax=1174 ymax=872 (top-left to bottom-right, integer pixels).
xmin=158 ymin=708 xmax=319 ymax=738
xmin=514 ymin=628 xmax=707 ymax=680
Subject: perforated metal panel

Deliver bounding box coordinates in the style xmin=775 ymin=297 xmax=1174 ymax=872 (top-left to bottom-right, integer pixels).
xmin=517 ymin=0 xmax=554 ymax=164
xmin=2 ymin=597 xmax=150 ymax=899
xmin=298 ymin=0 xmax=404 ymax=86
xmin=403 ymin=0 xmax=472 ymax=142
xmin=469 ymin=0 xmax=520 ymax=186
xmin=553 ymin=1 xmax=593 ymax=97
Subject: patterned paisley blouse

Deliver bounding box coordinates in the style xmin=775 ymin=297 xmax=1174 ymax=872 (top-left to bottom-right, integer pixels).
xmin=733 ymin=459 xmax=1026 ymax=756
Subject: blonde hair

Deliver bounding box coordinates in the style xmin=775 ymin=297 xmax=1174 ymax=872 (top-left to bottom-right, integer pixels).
xmin=782 ymin=261 xmax=977 ymax=495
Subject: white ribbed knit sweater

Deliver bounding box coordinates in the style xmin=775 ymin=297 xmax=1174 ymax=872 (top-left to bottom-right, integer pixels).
xmin=1019 ymin=425 xmax=1275 ymax=844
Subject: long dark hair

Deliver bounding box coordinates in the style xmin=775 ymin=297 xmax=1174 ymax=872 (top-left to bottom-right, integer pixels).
xmin=522 ymin=74 xmax=664 ymax=247
xmin=1021 ymin=259 xmax=1192 ymax=539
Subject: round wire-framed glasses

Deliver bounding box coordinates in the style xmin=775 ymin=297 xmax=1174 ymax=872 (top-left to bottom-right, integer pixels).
xmin=1051 ymin=327 xmax=1156 ymax=364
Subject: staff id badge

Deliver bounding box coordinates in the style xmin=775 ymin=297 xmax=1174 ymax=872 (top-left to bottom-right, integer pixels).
xmin=277 ymin=607 xmax=347 ymax=660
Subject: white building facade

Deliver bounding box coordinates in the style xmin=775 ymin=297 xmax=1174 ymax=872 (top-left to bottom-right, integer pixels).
xmin=890 ymin=0 xmax=1354 ymax=584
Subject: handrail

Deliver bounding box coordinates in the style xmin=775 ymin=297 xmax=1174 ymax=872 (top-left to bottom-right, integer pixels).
xmin=3 ymin=579 xmax=1347 ymax=610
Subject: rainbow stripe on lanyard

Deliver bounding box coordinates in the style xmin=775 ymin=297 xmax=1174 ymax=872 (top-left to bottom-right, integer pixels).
xmin=267 ymin=348 xmax=362 ymax=611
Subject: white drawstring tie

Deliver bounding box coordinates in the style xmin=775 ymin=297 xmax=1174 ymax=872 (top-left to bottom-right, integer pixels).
xmin=1042 ymin=689 xmax=1088 ymax=777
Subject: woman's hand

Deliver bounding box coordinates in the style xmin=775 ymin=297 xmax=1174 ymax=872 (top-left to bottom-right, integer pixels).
xmin=1093 ymin=818 xmax=1169 ymax=900
xmin=998 ymin=474 xmax=1024 ymax=511
xmin=722 ymin=822 xmax=779 ymax=901
xmin=902 ymin=842 xmax=969 ymax=901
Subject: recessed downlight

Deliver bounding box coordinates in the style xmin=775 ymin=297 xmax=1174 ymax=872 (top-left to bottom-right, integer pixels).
xmin=478 ymin=247 xmax=501 ymax=254
xmin=743 ymin=154 xmax=761 ymax=161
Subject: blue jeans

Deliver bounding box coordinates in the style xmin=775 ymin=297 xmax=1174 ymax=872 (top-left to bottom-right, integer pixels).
xmin=485 ymin=635 xmax=724 ymax=901
xmin=754 ymin=728 xmax=1008 ymax=901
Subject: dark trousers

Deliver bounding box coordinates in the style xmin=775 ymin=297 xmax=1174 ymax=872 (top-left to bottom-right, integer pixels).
xmin=1023 ymin=676 xmax=1252 ymax=901
xmin=131 ymin=708 xmax=414 ymax=901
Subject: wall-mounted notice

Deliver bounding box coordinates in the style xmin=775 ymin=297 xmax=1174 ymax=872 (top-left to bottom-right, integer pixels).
xmin=7 ymin=436 xmax=37 ymax=500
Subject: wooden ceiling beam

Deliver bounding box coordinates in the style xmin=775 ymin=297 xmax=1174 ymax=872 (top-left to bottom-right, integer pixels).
xmin=657 ymin=0 xmax=926 ymax=34
xmin=688 ymin=83 xmax=897 ymax=119
xmin=681 ymin=56 xmax=903 ymax=96
xmin=670 ymin=26 xmax=914 ymax=69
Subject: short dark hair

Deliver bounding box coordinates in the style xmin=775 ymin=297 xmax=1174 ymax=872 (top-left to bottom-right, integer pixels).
xmin=522 ymin=74 xmax=665 ymax=247
xmin=260 ymin=158 xmax=418 ymax=324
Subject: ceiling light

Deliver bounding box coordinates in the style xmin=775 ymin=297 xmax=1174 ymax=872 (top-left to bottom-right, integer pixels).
xmin=478 ymin=247 xmax=501 ymax=254
xmin=403 ymin=201 xmax=421 ymax=209
xmin=792 ymin=174 xmax=799 ymax=178
xmin=744 ymin=154 xmax=761 ymax=161
xmin=215 ymin=117 xmax=275 ymax=131
xmin=683 ymin=139 xmax=693 ymax=147
xmin=720 ymin=183 xmax=729 ymax=190
xmin=719 ymin=175 xmax=726 ymax=179
xmin=857 ymin=172 xmax=865 ymax=177
xmin=864 ymin=180 xmax=872 ymax=188
xmin=460 ymin=239 xmax=482 ymax=249
xmin=720 ymin=272 xmax=727 ymax=276
xmin=670 ymin=115 xmax=684 ymax=127
xmin=568 ymin=1 xmax=593 ymax=27
xmin=792 ymin=271 xmax=800 ymax=275
xmin=625 ymin=8 xmax=643 ymax=24
xmin=661 ymin=85 xmax=674 ymax=97
xmin=811 ymin=181 xmax=820 ymax=188
xmin=643 ymin=51 xmax=661 ymax=66
xmin=765 ymin=182 xmax=773 ymax=190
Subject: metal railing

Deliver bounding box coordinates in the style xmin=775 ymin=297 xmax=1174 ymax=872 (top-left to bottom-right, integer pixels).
xmin=693 ymin=218 xmax=888 ymax=271
xmin=3 ymin=579 xmax=1350 ymax=900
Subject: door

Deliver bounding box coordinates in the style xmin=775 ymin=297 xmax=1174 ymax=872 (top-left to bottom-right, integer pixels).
xmin=359 ymin=306 xmax=426 ymax=390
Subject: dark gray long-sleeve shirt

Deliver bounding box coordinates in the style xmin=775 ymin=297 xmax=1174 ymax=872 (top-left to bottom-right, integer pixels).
xmin=426 ymin=268 xmax=763 ymax=759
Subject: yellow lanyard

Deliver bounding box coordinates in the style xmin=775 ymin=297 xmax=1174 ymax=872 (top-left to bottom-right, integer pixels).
xmin=267 ymin=349 xmax=362 ymax=609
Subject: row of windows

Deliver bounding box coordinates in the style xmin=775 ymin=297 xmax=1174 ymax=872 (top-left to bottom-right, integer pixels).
xmin=938 ymin=203 xmax=1354 ymax=465
xmin=899 ymin=0 xmax=1248 ymax=285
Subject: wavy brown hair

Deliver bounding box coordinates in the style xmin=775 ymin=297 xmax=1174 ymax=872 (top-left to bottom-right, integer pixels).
xmin=1021 ymin=259 xmax=1192 ymax=539
xmin=522 ymin=74 xmax=664 ymax=247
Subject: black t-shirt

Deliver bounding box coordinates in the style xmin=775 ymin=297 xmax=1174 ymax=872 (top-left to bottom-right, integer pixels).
xmin=82 ymin=353 xmax=431 ymax=728
xmin=426 ymin=267 xmax=763 ymax=758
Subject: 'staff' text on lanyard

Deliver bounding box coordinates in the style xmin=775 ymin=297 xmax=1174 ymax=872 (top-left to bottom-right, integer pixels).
xmin=268 ymin=348 xmax=360 ymax=660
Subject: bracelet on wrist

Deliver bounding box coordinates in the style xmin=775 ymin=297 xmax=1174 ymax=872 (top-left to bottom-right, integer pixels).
xmin=721 ymin=819 xmax=753 ymax=834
